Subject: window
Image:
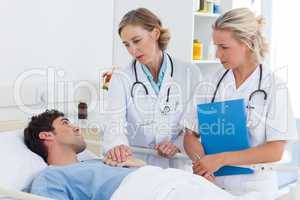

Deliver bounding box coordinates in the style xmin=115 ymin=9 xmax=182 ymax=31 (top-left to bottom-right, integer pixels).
xmin=265 ymin=1 xmax=300 ymax=117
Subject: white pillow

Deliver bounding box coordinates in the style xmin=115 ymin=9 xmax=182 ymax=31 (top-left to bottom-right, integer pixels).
xmin=0 ymin=129 xmax=47 ymax=191
xmin=0 ymin=129 xmax=101 ymax=191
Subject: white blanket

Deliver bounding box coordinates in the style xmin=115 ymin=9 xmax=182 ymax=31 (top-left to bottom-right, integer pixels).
xmin=111 ymin=166 xmax=272 ymax=200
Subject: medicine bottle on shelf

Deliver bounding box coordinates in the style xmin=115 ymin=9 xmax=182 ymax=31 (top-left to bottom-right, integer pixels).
xmin=78 ymin=101 xmax=88 ymax=128
xmin=213 ymin=0 xmax=221 ymax=14
xmin=193 ymin=39 xmax=203 ymax=60
xmin=198 ymin=0 xmax=207 ymax=12
xmin=207 ymin=0 xmax=214 ymax=13
xmin=78 ymin=101 xmax=88 ymax=119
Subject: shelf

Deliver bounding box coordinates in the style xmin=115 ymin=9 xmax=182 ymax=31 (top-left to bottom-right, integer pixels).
xmin=194 ymin=12 xmax=220 ymax=18
xmin=192 ymin=60 xmax=220 ymax=64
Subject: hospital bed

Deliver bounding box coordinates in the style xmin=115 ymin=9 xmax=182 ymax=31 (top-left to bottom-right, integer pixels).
xmin=129 ymin=145 xmax=300 ymax=200
xmin=0 ymin=118 xmax=299 ymax=200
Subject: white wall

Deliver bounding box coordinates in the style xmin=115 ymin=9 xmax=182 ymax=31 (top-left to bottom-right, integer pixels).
xmin=0 ymin=0 xmax=114 ymax=84
xmin=0 ymin=1 xmax=113 ymax=103
xmin=0 ymin=0 xmax=114 ymax=119
xmin=112 ymin=0 xmax=194 ymax=67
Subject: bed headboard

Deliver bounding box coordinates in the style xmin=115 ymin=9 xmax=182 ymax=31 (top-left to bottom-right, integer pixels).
xmin=0 ymin=120 xmax=27 ymax=132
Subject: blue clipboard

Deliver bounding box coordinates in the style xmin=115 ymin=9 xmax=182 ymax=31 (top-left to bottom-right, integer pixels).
xmin=197 ymin=99 xmax=254 ymax=176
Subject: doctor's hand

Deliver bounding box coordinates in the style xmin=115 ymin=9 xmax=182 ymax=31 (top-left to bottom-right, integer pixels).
xmin=105 ymin=145 xmax=133 ymax=163
xmin=155 ymin=140 xmax=179 ymax=158
xmin=103 ymin=156 xmax=146 ymax=168
xmin=192 ymin=154 xmax=224 ymax=177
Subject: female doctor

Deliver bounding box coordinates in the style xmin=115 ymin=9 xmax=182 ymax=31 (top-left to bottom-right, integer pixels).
xmin=103 ymin=8 xmax=201 ymax=169
xmin=182 ymin=8 xmax=298 ymax=196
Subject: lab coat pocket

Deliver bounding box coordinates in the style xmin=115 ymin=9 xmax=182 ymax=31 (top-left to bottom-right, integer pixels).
xmin=160 ymin=99 xmax=182 ymax=122
xmin=157 ymin=99 xmax=182 ymax=141
xmin=247 ymin=98 xmax=267 ymax=129
xmin=127 ymin=105 xmax=157 ymax=148
xmin=127 ymin=118 xmax=156 ymax=148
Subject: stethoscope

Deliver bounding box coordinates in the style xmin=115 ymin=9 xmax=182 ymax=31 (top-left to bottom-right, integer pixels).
xmin=211 ymin=64 xmax=268 ymax=127
xmin=130 ymin=53 xmax=174 ymax=115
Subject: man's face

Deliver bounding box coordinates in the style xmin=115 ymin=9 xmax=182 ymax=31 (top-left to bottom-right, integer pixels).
xmin=51 ymin=116 xmax=86 ymax=154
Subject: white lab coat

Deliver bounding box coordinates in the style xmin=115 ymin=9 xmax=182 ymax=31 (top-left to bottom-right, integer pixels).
xmin=103 ymin=55 xmax=202 ymax=169
xmin=181 ymin=65 xmax=298 ymax=197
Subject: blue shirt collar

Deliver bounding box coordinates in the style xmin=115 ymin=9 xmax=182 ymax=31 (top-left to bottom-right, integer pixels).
xmin=141 ymin=52 xmax=168 ymax=95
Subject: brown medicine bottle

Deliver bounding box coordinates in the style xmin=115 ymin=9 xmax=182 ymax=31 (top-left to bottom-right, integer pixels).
xmin=78 ymin=102 xmax=88 ymax=119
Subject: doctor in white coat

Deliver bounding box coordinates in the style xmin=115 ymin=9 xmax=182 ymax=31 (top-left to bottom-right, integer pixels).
xmin=182 ymin=8 xmax=298 ymax=196
xmin=103 ymin=8 xmax=201 ymax=169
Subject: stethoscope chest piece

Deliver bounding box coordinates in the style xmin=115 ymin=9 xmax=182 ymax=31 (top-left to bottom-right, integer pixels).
xmin=160 ymin=103 xmax=171 ymax=115
xmin=161 ymin=104 xmax=171 ymax=115
xmin=159 ymin=99 xmax=180 ymax=115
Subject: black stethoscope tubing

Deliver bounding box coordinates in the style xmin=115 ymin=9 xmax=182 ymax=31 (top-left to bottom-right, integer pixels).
xmin=130 ymin=53 xmax=174 ymax=104
xmin=211 ymin=64 xmax=267 ymax=103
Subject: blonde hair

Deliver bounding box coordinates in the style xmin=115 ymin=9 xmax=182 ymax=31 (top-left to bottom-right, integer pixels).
xmin=213 ymin=8 xmax=268 ymax=63
xmin=118 ymin=8 xmax=170 ymax=50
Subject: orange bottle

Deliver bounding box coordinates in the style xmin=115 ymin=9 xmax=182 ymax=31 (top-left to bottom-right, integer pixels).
xmin=193 ymin=39 xmax=202 ymax=60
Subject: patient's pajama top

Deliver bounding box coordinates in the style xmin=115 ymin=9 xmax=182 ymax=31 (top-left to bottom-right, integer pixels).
xmin=30 ymin=159 xmax=135 ymax=200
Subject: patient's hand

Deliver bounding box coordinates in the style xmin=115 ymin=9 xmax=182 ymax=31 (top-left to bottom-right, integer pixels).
xmin=192 ymin=154 xmax=224 ymax=182
xmin=193 ymin=165 xmax=216 ymax=182
xmin=155 ymin=139 xmax=179 ymax=158
xmin=103 ymin=157 xmax=146 ymax=168
xmin=192 ymin=161 xmax=215 ymax=182
xmin=105 ymin=144 xmax=132 ymax=163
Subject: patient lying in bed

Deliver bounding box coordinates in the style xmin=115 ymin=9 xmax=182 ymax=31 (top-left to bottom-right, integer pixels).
xmin=24 ymin=110 xmax=265 ymax=200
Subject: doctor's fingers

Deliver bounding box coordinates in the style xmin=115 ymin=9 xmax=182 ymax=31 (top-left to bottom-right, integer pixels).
xmin=157 ymin=149 xmax=169 ymax=158
xmin=159 ymin=142 xmax=174 ymax=153
xmin=192 ymin=160 xmax=204 ymax=168
xmin=193 ymin=164 xmax=208 ymax=175
xmin=119 ymin=145 xmax=132 ymax=160
xmin=120 ymin=148 xmax=127 ymax=162
xmin=124 ymin=146 xmax=133 ymax=156
xmin=157 ymin=145 xmax=171 ymax=157
xmin=112 ymin=147 xmax=123 ymax=162
xmin=203 ymin=173 xmax=215 ymax=182
xmin=165 ymin=146 xmax=178 ymax=158
xmin=115 ymin=146 xmax=130 ymax=162
xmin=103 ymin=158 xmax=118 ymax=167
xmin=193 ymin=168 xmax=208 ymax=176
xmin=156 ymin=150 xmax=164 ymax=157
xmin=192 ymin=161 xmax=206 ymax=171
xmin=107 ymin=150 xmax=116 ymax=161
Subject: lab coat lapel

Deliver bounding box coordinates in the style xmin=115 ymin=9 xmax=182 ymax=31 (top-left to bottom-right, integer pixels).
xmin=135 ymin=61 xmax=158 ymax=98
xmin=157 ymin=56 xmax=173 ymax=101
xmin=132 ymin=62 xmax=158 ymax=121
xmin=235 ymin=66 xmax=260 ymax=93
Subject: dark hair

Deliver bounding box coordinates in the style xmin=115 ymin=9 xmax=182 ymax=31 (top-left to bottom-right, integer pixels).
xmin=24 ymin=109 xmax=64 ymax=162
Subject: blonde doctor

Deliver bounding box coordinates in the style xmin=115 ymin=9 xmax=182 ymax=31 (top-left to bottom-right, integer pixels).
xmin=182 ymin=8 xmax=298 ymax=196
xmin=103 ymin=8 xmax=201 ymax=169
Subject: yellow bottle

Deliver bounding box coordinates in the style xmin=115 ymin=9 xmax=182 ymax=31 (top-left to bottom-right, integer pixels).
xmin=193 ymin=39 xmax=202 ymax=60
